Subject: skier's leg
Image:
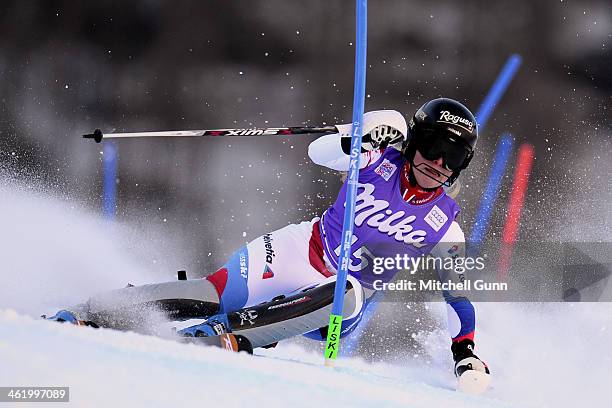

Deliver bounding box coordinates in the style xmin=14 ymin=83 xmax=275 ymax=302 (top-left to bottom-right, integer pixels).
xmin=180 ymin=274 xmax=366 ymax=349
xmin=49 ymin=219 xmax=331 ymax=332
xmin=205 ymin=219 xmax=334 ymax=314
xmin=84 ymin=279 xmax=221 ymax=329
xmin=178 ymin=219 xmax=374 ymax=348
xmin=45 ymin=278 xmax=221 ymax=331
xmin=301 ymin=292 xmax=374 ymax=341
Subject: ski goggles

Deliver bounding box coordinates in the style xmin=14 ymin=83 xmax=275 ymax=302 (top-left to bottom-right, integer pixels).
xmin=412 ymin=127 xmax=472 ymax=171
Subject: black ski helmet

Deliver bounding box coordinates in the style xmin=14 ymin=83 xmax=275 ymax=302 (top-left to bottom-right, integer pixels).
xmin=404 ymin=98 xmax=478 ymax=186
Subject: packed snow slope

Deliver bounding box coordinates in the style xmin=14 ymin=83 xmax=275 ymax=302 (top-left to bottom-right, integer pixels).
xmin=1 ymin=178 xmax=611 ymax=407
xmin=5 ymin=304 xmax=611 ymax=408
xmin=1 ymin=310 xmax=518 ymax=408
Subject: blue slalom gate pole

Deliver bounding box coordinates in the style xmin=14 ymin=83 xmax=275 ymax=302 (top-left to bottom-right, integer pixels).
xmin=103 ymin=142 xmax=117 ymax=221
xmin=324 ymin=0 xmax=367 ymax=365
xmin=476 ymin=54 xmax=522 ymax=131
xmin=467 ymin=54 xmax=522 ymax=251
xmin=469 ymin=134 xmax=514 ymax=248
xmin=343 ymin=54 xmax=522 ymax=356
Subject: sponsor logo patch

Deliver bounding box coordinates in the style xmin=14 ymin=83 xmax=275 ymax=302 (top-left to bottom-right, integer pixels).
xmin=448 ymin=127 xmax=462 ymax=136
xmin=353 ymin=182 xmax=428 ymax=247
xmin=239 ymin=252 xmax=248 ymax=279
xmin=267 ymin=296 xmax=311 ymax=310
xmin=447 ymin=244 xmax=460 ymax=255
xmin=237 ymin=309 xmax=258 ymax=326
xmin=438 ymin=110 xmax=474 ymax=133
xmin=447 ymin=243 xmax=461 ymax=260
xmin=424 ymin=205 xmax=449 ymax=232
xmin=263 ymin=233 xmax=275 ymax=264
xmin=262 ymin=264 xmax=274 ymax=279
xmin=374 ymin=159 xmax=397 ymax=181
xmin=220 ymin=334 xmax=238 ymax=351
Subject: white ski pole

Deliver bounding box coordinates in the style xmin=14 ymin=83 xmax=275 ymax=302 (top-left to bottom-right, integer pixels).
xmin=83 ymin=125 xmax=352 ymax=143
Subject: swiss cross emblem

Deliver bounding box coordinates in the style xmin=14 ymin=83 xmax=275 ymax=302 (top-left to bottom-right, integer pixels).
xmin=374 ymin=159 xmax=397 ymax=181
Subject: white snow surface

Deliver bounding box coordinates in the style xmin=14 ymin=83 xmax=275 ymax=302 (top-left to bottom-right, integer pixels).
xmin=1 ymin=309 xmax=517 ymax=408
xmin=1 ymin=178 xmax=611 ymax=407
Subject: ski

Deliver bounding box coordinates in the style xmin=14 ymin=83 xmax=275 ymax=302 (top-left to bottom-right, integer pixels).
xmin=181 ymin=333 xmax=253 ymax=354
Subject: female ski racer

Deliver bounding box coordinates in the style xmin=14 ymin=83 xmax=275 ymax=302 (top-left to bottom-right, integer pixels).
xmin=48 ymin=98 xmax=489 ymax=378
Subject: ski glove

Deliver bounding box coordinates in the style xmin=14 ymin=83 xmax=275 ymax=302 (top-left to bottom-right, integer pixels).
xmin=451 ymin=339 xmax=490 ymax=377
xmin=339 ymin=110 xmax=407 ymax=153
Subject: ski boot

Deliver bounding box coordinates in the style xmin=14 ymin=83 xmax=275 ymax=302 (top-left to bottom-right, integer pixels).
xmin=44 ymin=310 xmax=99 ymax=328
xmin=177 ymin=313 xmax=230 ymax=337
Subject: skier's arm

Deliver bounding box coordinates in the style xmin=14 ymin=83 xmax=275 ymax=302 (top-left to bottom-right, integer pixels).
xmin=308 ymin=110 xmax=407 ymax=171
xmin=429 ymin=221 xmax=476 ymax=343
xmin=308 ymin=133 xmax=384 ymax=171
xmin=430 ymin=221 xmax=490 ymax=378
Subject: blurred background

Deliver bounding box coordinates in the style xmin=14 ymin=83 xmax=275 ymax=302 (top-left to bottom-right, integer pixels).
xmin=0 ymin=1 xmax=610 ymax=356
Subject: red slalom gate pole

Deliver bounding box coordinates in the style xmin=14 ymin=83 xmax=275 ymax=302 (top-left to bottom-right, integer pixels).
xmin=497 ymin=143 xmax=535 ymax=281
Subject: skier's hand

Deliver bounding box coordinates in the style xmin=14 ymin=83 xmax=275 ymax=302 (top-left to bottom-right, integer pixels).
xmin=363 ymin=124 xmax=405 ymax=150
xmin=339 ymin=110 xmax=407 ymax=153
xmin=341 ymin=124 xmax=406 ymax=153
